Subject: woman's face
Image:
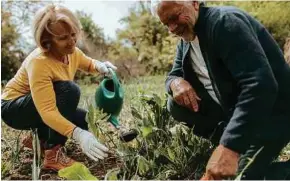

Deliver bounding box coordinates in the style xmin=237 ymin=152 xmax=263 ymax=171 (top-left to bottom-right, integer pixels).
xmin=48 ymin=21 xmax=77 ymax=56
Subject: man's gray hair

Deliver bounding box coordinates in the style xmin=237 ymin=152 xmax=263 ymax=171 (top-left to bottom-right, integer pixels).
xmin=150 ymin=0 xmax=205 ymax=17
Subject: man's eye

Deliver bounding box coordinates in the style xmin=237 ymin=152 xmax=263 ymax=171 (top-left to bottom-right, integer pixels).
xmin=71 ymin=33 xmax=76 ymax=37
xmin=168 ymin=15 xmax=178 ymax=21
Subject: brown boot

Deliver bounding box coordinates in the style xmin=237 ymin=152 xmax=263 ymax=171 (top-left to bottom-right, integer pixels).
xmin=21 ymin=134 xmax=45 ymax=155
xmin=42 ymin=145 xmax=76 ymax=171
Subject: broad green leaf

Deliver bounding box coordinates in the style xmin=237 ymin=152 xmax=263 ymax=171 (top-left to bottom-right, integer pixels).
xmin=141 ymin=126 xmax=153 ymax=137
xmin=58 ymin=162 xmax=98 ymax=180
xmin=105 ymin=168 xmax=119 ymax=180
xmin=137 ymin=156 xmax=150 ymax=175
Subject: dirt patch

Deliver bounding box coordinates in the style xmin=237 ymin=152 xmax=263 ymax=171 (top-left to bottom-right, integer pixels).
xmin=2 ymin=135 xmax=121 ymax=180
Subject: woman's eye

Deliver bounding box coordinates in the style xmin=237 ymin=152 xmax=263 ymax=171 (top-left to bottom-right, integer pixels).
xmin=71 ymin=33 xmax=76 ymax=37
xmin=58 ymin=36 xmax=67 ymax=40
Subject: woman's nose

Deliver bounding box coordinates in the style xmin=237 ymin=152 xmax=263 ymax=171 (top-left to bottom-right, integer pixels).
xmin=67 ymin=36 xmax=76 ymax=46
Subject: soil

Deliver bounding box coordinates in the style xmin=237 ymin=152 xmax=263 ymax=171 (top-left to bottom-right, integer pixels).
xmin=2 ymin=140 xmax=122 ymax=180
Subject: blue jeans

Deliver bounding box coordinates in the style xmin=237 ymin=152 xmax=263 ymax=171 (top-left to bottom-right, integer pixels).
xmin=1 ymin=81 xmax=88 ymax=149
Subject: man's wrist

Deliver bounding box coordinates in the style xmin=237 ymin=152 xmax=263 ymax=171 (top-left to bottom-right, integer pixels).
xmin=170 ymin=77 xmax=183 ymax=92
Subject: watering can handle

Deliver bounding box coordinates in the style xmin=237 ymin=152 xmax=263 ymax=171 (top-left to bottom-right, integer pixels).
xmin=108 ymin=68 xmax=120 ymax=93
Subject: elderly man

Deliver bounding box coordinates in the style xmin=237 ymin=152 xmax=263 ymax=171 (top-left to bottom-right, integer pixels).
xmin=151 ymin=1 xmax=290 ymax=179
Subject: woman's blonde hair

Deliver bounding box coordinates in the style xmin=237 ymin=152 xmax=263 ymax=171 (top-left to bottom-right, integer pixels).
xmin=33 ymin=4 xmax=82 ymax=52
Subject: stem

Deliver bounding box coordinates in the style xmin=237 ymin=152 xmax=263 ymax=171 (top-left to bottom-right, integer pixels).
xmin=96 ymin=122 xmax=118 ymax=148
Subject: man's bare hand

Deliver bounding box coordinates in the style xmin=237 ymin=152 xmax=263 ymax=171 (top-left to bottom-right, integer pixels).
xmin=170 ymin=78 xmax=201 ymax=112
xmin=203 ymin=145 xmax=239 ymax=180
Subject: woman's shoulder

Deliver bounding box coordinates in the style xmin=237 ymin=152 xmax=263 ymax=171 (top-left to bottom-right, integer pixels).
xmin=24 ymin=48 xmax=52 ymax=68
xmin=25 ymin=48 xmax=47 ymax=62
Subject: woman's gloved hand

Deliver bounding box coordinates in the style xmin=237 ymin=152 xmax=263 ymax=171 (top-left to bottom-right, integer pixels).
xmin=94 ymin=60 xmax=117 ymax=74
xmin=72 ymin=127 xmax=109 ymax=161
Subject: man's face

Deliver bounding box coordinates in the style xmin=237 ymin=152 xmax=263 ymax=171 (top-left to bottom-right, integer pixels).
xmin=48 ymin=21 xmax=77 ymax=56
xmin=157 ymin=1 xmax=199 ymax=42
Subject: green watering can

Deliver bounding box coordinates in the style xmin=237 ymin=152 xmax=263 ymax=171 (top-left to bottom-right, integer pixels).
xmin=95 ymin=68 xmax=124 ymax=128
xmin=95 ymin=68 xmax=138 ymax=142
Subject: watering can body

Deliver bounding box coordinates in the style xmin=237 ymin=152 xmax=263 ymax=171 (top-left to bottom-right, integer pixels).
xmin=95 ymin=69 xmax=124 ymax=128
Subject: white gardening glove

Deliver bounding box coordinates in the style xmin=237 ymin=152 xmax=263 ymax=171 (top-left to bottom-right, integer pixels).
xmin=94 ymin=60 xmax=117 ymax=74
xmin=72 ymin=127 xmax=109 ymax=161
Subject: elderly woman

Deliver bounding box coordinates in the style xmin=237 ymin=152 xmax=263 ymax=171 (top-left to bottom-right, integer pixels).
xmin=1 ymin=5 xmax=115 ymax=171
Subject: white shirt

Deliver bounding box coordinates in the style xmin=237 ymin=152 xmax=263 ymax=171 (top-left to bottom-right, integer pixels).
xmin=190 ymin=38 xmax=220 ymax=104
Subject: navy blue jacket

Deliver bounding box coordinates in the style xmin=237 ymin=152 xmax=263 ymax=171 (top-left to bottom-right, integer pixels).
xmin=165 ymin=6 xmax=290 ymax=153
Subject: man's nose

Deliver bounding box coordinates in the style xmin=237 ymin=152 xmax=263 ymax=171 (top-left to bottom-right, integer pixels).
xmin=168 ymin=23 xmax=177 ymax=33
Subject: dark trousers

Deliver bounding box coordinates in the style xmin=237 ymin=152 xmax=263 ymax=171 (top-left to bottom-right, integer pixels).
xmin=167 ymin=97 xmax=290 ymax=179
xmin=1 ymin=81 xmax=88 ymax=149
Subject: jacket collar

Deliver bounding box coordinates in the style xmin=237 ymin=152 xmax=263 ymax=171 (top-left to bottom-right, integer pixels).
xmin=194 ymin=6 xmax=210 ymax=36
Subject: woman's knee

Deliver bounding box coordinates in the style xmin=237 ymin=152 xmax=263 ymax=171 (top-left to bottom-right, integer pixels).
xmin=72 ymin=108 xmax=88 ymax=130
xmin=53 ymin=81 xmax=81 ymax=107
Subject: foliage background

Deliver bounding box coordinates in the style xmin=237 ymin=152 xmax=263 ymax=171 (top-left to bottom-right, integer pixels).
xmin=1 ymin=1 xmax=290 ymax=180
xmin=2 ymin=1 xmax=290 ymax=83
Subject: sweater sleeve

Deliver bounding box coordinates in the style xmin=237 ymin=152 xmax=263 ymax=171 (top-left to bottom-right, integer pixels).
xmin=165 ymin=41 xmax=185 ymax=96
xmin=76 ymin=48 xmax=98 ymax=74
xmin=214 ymin=14 xmax=278 ymax=153
xmin=27 ymin=59 xmax=76 ymax=137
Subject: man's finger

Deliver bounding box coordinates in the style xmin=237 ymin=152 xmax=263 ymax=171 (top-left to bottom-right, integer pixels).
xmin=174 ymin=94 xmax=184 ymax=106
xmin=195 ymin=93 xmax=201 ymax=101
xmin=188 ymin=90 xmax=198 ymax=112
xmin=183 ymin=94 xmax=191 ymax=107
xmin=200 ymin=173 xmax=214 ymax=180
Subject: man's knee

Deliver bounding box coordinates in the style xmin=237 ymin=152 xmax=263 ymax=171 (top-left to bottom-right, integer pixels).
xmin=167 ymin=97 xmax=194 ymax=127
xmin=167 ymin=97 xmax=185 ymax=120
xmin=167 ymin=97 xmax=225 ymax=143
xmin=238 ymin=139 xmax=289 ymax=179
xmin=53 ymin=81 xmax=80 ymax=108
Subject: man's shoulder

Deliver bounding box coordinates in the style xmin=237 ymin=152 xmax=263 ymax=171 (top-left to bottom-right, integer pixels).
xmin=207 ymin=6 xmax=250 ymax=23
xmin=208 ymin=6 xmax=246 ymax=16
xmin=204 ymin=6 xmax=254 ymax=34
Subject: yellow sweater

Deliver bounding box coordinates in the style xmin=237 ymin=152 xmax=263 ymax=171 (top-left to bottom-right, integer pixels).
xmin=2 ymin=47 xmax=97 ymax=137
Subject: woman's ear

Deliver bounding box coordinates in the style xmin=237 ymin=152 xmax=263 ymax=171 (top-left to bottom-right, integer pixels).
xmin=41 ymin=39 xmax=51 ymax=51
xmin=40 ymin=29 xmax=52 ymax=50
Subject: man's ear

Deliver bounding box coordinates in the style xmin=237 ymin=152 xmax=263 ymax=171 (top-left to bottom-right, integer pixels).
xmin=192 ymin=1 xmax=200 ymax=11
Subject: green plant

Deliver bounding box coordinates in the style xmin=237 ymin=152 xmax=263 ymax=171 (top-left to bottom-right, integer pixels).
xmin=1 ymin=161 xmax=12 ymax=178
xmin=58 ymin=162 xmax=98 ymax=180
xmin=116 ymin=93 xmax=213 ymax=180
xmin=31 ymin=129 xmax=41 ymax=180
